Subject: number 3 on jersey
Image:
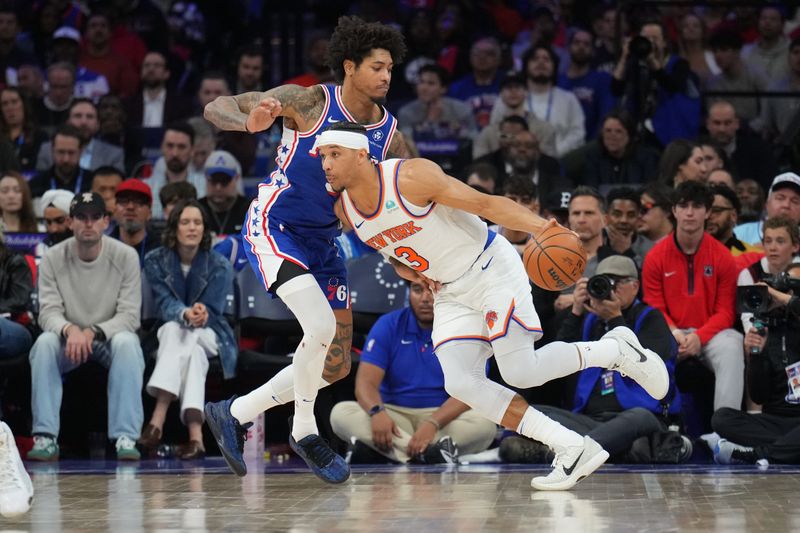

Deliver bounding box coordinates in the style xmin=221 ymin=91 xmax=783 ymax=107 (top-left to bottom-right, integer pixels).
xmin=395 ymin=246 xmax=430 ymax=272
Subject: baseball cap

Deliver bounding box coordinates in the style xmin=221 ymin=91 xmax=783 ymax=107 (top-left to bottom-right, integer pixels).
xmin=543 ymin=190 xmax=572 ymax=213
xmin=500 ymin=71 xmax=526 ymax=90
xmin=204 ymin=150 xmax=241 ymax=180
xmin=768 ymin=172 xmax=800 ymax=195
xmin=596 ymin=255 xmax=638 ymax=279
xmin=53 ymin=26 xmax=81 ymax=43
xmin=70 ymin=191 xmax=106 ymax=217
xmin=116 ymin=178 xmax=153 ymax=206
xmin=40 ymin=189 xmax=75 ymax=217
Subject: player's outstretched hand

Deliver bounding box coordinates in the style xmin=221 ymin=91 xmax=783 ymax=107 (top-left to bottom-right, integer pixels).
xmin=246 ymin=97 xmax=282 ymax=133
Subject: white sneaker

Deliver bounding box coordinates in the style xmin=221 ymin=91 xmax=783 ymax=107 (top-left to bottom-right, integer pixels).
xmin=530 ymin=436 xmax=609 ymax=491
xmin=0 ymin=422 xmax=33 ymax=518
xmin=603 ymin=326 xmax=669 ymax=400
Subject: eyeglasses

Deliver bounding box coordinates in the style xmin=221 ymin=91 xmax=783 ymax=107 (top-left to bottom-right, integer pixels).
xmin=74 ymin=212 xmax=103 ymax=222
xmin=208 ymin=173 xmax=234 ymax=186
xmin=640 ymin=201 xmax=656 ymax=215
xmin=116 ymin=196 xmax=149 ymax=207
xmin=44 ymin=216 xmax=66 ymax=225
xmin=709 ymin=206 xmax=735 ymax=215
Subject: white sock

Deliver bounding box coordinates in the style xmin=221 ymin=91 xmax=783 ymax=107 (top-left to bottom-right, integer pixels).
xmin=275 ymin=275 xmax=337 ymax=441
xmin=572 ymin=339 xmax=619 ymax=369
xmin=516 ymin=407 xmax=583 ymax=452
xmin=230 ymin=366 xmax=331 ymax=424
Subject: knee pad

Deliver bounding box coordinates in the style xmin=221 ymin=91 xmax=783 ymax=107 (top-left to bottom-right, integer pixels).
xmin=302 ymin=309 xmax=337 ymax=349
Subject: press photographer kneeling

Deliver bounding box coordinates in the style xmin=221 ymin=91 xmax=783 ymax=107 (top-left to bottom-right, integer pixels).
xmin=712 ymin=246 xmax=800 ymax=465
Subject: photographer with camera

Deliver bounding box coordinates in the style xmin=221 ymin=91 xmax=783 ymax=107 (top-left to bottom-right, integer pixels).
xmin=643 ymin=181 xmax=743 ymax=412
xmin=500 ymin=255 xmax=687 ymax=464
xmin=737 ymin=216 xmax=800 ymax=334
xmin=712 ymin=261 xmax=800 ymax=465
xmin=611 ymin=20 xmax=700 ymax=147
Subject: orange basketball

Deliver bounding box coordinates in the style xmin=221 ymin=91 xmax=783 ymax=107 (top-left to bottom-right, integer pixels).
xmin=522 ymin=226 xmax=587 ymax=291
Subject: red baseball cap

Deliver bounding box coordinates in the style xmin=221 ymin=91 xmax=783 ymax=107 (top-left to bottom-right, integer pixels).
xmin=115 ymin=178 xmax=153 ymax=206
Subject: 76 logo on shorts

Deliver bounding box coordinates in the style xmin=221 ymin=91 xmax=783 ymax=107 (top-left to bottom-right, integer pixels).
xmin=326 ymin=278 xmax=348 ymax=302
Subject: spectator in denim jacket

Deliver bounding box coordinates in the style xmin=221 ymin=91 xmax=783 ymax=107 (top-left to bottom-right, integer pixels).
xmin=139 ymin=199 xmax=235 ymax=460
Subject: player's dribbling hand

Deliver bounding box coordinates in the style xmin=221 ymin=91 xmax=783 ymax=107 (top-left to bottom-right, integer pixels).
xmin=246 ymin=98 xmax=282 ymax=133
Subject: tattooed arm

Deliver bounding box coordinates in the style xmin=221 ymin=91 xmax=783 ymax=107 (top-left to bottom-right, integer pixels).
xmin=203 ymin=84 xmax=326 ymax=133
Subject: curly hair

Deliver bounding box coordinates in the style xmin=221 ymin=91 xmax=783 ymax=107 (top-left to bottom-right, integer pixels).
xmin=327 ymin=16 xmax=407 ymax=84
xmin=162 ymin=199 xmax=212 ymax=251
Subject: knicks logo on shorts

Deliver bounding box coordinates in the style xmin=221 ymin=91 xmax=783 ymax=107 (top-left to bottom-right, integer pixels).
xmin=485 ymin=310 xmax=498 ymax=329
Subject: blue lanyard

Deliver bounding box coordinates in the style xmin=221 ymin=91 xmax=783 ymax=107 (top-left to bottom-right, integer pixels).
xmin=526 ymin=89 xmax=554 ymax=121
xmin=51 ymin=171 xmax=83 ymax=194
xmin=138 ymin=234 xmax=147 ymax=266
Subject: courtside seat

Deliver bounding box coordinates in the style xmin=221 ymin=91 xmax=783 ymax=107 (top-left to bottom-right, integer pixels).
xmin=347 ymin=253 xmax=407 ymax=335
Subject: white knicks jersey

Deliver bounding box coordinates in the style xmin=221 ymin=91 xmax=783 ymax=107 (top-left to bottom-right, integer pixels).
xmin=340 ymin=159 xmax=489 ymax=283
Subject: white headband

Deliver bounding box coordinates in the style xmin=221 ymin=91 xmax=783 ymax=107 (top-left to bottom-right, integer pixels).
xmin=311 ymin=130 xmax=369 ymax=155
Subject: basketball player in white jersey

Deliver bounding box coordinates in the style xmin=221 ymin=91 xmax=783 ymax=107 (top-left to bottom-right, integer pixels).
xmin=202 ymin=17 xmax=410 ymax=483
xmin=315 ymin=122 xmax=669 ymax=490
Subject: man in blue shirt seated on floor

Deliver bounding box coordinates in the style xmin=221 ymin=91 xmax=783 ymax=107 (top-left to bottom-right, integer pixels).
xmin=330 ymin=281 xmax=497 ymax=464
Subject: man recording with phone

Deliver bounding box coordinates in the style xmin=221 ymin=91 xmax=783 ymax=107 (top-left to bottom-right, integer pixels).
xmin=712 ymin=245 xmax=800 ymax=465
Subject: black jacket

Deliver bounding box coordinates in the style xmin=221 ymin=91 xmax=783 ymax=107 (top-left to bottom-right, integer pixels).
xmin=0 ymin=249 xmax=34 ymax=316
xmin=748 ymin=296 xmax=800 ymax=417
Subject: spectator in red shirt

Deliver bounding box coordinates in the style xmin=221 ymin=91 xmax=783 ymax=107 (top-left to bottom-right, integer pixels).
xmin=642 ymin=181 xmax=744 ymax=411
xmin=283 ymin=33 xmax=333 ymax=88
xmin=79 ymin=11 xmax=138 ymax=99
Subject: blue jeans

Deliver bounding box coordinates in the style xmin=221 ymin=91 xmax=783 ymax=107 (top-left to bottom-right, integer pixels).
xmin=0 ymin=316 xmax=32 ymax=358
xmin=30 ymin=331 xmax=144 ymax=440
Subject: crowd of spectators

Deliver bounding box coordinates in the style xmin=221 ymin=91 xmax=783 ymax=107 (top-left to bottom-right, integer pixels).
xmin=1 ymin=0 xmax=800 ymax=466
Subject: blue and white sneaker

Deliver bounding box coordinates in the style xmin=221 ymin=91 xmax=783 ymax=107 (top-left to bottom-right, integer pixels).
xmin=204 ymin=396 xmax=251 ymax=476
xmin=288 ymin=419 xmax=350 ymax=484
xmin=714 ymin=439 xmax=756 ymax=465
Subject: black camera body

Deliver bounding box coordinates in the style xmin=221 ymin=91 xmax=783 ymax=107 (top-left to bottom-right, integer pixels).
xmin=629 ymin=35 xmax=653 ymax=60
xmin=763 ymin=272 xmax=800 ymax=293
xmin=587 ymin=274 xmax=616 ymax=300
xmin=736 ymin=285 xmax=769 ymax=316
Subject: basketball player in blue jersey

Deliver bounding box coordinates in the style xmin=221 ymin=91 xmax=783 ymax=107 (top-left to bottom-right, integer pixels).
xmin=314 ymin=121 xmax=669 ymax=490
xmin=202 ymin=17 xmax=410 ymax=483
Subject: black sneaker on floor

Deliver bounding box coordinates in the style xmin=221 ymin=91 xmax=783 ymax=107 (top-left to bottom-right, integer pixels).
xmin=410 ymin=436 xmax=459 ymax=464
xmin=499 ymin=436 xmax=552 ymax=464
xmin=347 ymin=439 xmax=400 ymax=465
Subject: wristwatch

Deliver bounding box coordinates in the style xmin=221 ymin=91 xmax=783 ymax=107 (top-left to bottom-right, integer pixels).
xmin=367 ymin=404 xmax=385 ymax=417
xmin=91 ymin=325 xmax=106 ymax=342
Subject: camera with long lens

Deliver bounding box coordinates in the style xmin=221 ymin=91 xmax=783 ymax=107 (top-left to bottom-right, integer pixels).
xmin=762 ymin=272 xmax=800 ymax=293
xmin=629 ymin=35 xmax=653 ymax=60
xmin=736 ymin=285 xmax=769 ymax=355
xmin=587 ymin=274 xmax=616 ymax=300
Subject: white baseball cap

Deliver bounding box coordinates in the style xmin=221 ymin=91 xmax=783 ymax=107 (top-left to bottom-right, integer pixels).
xmin=769 ymin=172 xmax=800 ymax=195
xmin=53 ymin=26 xmax=81 ymax=43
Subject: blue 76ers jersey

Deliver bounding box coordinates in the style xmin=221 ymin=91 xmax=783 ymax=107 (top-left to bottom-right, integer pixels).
xmin=260 ymin=84 xmax=398 ymax=239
